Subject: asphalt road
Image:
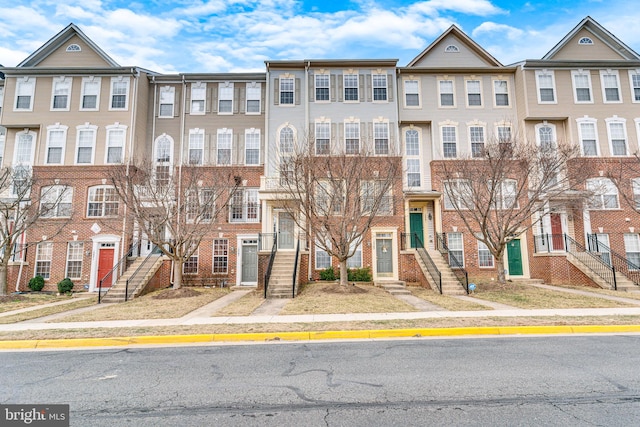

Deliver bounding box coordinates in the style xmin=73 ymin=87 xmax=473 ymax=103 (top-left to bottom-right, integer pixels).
xmin=2 ymin=335 xmax=640 ymax=426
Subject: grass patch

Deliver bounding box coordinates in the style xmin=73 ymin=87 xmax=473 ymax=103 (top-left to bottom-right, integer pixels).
xmin=409 ymin=287 xmax=490 ymax=311
xmin=0 ymin=297 xmax=97 ymax=324
xmin=214 ymin=291 xmax=265 ymax=316
xmin=53 ymin=288 xmax=229 ymax=322
xmin=2 ymin=315 xmax=640 ymax=341
xmin=549 ymin=283 xmax=640 ymax=300
xmin=470 ymin=282 xmax=633 ymax=309
xmin=279 ymin=282 xmax=417 ymax=315
xmin=0 ymin=294 xmax=76 ymax=313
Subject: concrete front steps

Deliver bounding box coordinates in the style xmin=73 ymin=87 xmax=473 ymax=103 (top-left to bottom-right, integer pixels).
xmin=377 ymin=281 xmax=411 ymax=295
xmin=266 ymin=252 xmax=298 ymax=299
xmin=413 ymin=249 xmax=467 ymax=295
xmin=100 ymin=255 xmax=164 ymax=303
xmin=567 ymin=252 xmax=639 ymax=292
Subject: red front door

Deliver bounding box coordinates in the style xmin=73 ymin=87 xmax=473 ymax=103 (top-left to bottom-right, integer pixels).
xmin=550 ymin=213 xmax=564 ymax=251
xmin=97 ymin=248 xmax=115 ymax=288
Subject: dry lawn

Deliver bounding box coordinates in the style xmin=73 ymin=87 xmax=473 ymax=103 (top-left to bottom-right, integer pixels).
xmin=0 ymin=293 xmax=77 ymax=313
xmin=469 ymin=282 xmax=633 ymax=309
xmin=279 ymin=282 xmax=417 ymax=315
xmin=550 ymin=283 xmax=640 ymax=300
xmin=0 ymin=297 xmax=97 ymax=324
xmin=409 ymin=287 xmax=490 ymax=311
xmin=213 ymin=291 xmax=265 ymax=316
xmin=54 ymin=288 xmax=229 ymax=322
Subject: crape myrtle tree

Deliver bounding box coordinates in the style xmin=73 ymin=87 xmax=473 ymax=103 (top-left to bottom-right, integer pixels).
xmin=275 ymin=135 xmax=402 ymax=286
xmin=0 ymin=167 xmax=72 ymax=295
xmin=109 ymin=161 xmax=239 ymax=290
xmin=437 ymin=134 xmax=584 ymax=284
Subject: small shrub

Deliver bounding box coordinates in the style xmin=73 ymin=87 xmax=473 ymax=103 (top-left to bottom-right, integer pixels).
xmin=57 ymin=278 xmax=74 ymax=294
xmin=347 ymin=267 xmax=372 ymax=282
xmin=319 ymin=266 xmax=337 ymax=281
xmin=28 ymin=276 xmax=45 ymax=292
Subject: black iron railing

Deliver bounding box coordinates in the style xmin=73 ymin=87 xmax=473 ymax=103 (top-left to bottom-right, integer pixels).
xmin=98 ymin=241 xmax=140 ymax=304
xmin=564 ymin=234 xmax=617 ymax=290
xmin=436 ymin=233 xmax=469 ymax=294
xmin=292 ymin=239 xmax=301 ymax=298
xmin=125 ymin=245 xmax=161 ymax=301
xmin=533 ymin=233 xmax=566 ymax=253
xmin=263 ymin=233 xmax=277 ymax=298
xmin=586 ymin=234 xmax=640 ymax=287
xmin=402 ymin=232 xmax=443 ymax=294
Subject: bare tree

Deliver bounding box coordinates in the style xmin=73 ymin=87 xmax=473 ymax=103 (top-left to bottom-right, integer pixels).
xmin=109 ymin=162 xmax=238 ymax=289
xmin=275 ymin=138 xmax=402 ymax=286
xmin=605 ymin=154 xmax=640 ymax=214
xmin=0 ymin=167 xmax=72 ymax=295
xmin=436 ymin=136 xmax=585 ymax=284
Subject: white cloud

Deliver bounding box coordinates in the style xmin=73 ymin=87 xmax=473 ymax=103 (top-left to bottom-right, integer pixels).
xmin=472 ymin=22 xmax=524 ymax=40
xmin=409 ymin=0 xmax=505 ymax=17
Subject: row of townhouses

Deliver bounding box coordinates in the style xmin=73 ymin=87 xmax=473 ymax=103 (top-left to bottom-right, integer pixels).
xmin=2 ymin=16 xmax=640 ymax=296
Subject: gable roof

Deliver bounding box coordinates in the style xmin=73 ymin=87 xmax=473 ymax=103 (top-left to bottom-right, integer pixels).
xmin=17 ymin=23 xmax=120 ymax=68
xmin=406 ymin=25 xmax=503 ymax=68
xmin=543 ymin=16 xmax=640 ymax=60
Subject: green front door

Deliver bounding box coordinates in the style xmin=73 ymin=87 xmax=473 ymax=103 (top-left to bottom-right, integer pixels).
xmin=507 ymin=239 xmax=523 ymax=276
xmin=409 ymin=212 xmax=424 ymax=248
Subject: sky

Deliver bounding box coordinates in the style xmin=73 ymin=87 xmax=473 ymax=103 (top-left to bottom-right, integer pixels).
xmin=2 ymin=0 xmax=640 ymax=74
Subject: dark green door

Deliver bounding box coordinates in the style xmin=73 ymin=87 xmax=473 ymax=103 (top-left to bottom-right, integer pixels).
xmin=409 ymin=212 xmax=424 ymax=248
xmin=507 ymin=239 xmax=523 ymax=276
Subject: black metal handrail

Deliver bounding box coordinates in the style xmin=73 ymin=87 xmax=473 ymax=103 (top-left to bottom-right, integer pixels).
xmin=586 ymin=234 xmax=640 ymax=287
xmin=402 ymin=232 xmax=443 ymax=294
xmin=263 ymin=233 xmax=277 ymax=298
xmin=292 ymin=239 xmax=301 ymax=298
xmin=125 ymin=245 xmax=162 ymax=301
xmin=564 ymin=234 xmax=617 ymax=290
xmin=436 ymin=233 xmax=469 ymax=293
xmin=98 ymin=240 xmax=139 ymax=304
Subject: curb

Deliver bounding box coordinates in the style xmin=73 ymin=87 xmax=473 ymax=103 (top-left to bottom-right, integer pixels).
xmin=1 ymin=325 xmax=640 ymax=350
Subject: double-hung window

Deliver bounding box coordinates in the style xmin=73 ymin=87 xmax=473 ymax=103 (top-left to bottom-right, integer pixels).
xmin=213 ymin=239 xmax=228 ymax=273
xmin=624 ymin=234 xmax=640 ymax=269
xmin=15 ymin=77 xmax=35 ymax=111
xmin=629 ymin=71 xmax=640 ymax=102
xmin=229 ymin=188 xmax=259 ymax=222
xmin=607 ymin=119 xmax=628 ymax=156
xmin=466 ymin=79 xmax=481 ymax=106
xmin=478 ymin=240 xmax=494 ymax=268
xmin=372 ymin=74 xmax=387 ymax=101
xmin=66 ymin=242 xmax=84 ymax=279
xmin=81 ymin=77 xmax=100 ymax=110
xmin=315 ymin=239 xmax=331 ymax=270
xmin=493 ymin=80 xmax=509 ymax=106
xmin=188 ymin=129 xmax=204 ymax=165
xmin=404 ymin=80 xmax=419 ymax=106
xmin=35 ymin=242 xmax=53 ymax=279
xmin=245 ymin=128 xmax=260 ymax=165
xmin=442 ymin=126 xmax=457 ymax=158
xmin=246 ymin=83 xmax=261 ymax=113
xmin=154 ymin=135 xmax=172 ymax=187
xmin=495 ymin=179 xmax=518 ymax=209
xmin=159 ymin=86 xmax=175 ymax=117
xmin=600 ymin=71 xmax=621 ymax=102
xmin=40 ymin=185 xmax=72 ymax=218
xmin=586 ymin=178 xmax=619 ymax=210
xmin=315 ymin=122 xmax=330 ymax=155
xmin=578 ymin=120 xmax=598 ymax=156
xmin=279 ymin=77 xmax=294 ymax=105
xmin=347 ymin=241 xmax=363 ymax=268
xmin=190 ymin=83 xmax=206 ymax=114
xmin=216 ymin=128 xmax=232 ymax=165
xmin=439 ymin=80 xmax=454 ymax=107
xmin=470 ymin=126 xmax=485 ymax=158
xmin=407 ymin=159 xmax=421 ymax=187
xmin=572 ymin=71 xmax=592 ymax=103
xmin=315 ymin=74 xmax=330 ymax=101
xmin=447 ymin=233 xmax=464 ymax=268
xmin=374 ymin=121 xmax=389 ymax=155
xmin=45 ymin=125 xmax=67 ymax=164
xmin=633 ymin=178 xmax=640 ymax=210
xmin=218 ymin=83 xmax=233 ymax=113
xmin=344 ymin=73 xmax=359 ymax=101
xmin=75 ymin=125 xmax=97 ymax=164
xmin=106 ymin=125 xmax=126 ymax=163
xmin=537 ymin=124 xmax=556 ymax=150
xmin=345 ymin=121 xmax=360 ymax=154
xmin=444 ymin=180 xmax=471 ymax=210
xmin=51 ymin=77 xmax=71 ymax=110
xmin=183 ymin=247 xmax=198 ymax=274
xmin=536 ymin=70 xmax=556 ymax=103
xmin=110 ymin=77 xmax=129 ymax=110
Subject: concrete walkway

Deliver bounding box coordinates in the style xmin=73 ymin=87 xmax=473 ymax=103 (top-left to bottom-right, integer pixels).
xmin=0 ymin=295 xmax=94 ymax=318
xmin=527 ymin=283 xmax=640 ymax=306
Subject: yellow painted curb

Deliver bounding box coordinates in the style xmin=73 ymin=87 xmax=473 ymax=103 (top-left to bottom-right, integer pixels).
xmin=1 ymin=325 xmax=640 ymax=350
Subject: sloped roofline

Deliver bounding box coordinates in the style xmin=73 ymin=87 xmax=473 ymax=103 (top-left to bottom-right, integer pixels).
xmin=406 ymin=25 xmax=503 ymax=67
xmin=17 ymin=23 xmax=120 ymax=68
xmin=543 ymin=16 xmax=640 ymax=60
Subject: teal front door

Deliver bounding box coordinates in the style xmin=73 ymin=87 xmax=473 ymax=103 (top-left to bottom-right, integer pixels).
xmin=409 ymin=212 xmax=424 ymax=248
xmin=507 ymin=239 xmax=523 ymax=276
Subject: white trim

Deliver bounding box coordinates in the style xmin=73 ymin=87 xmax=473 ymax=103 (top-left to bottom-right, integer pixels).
xmin=464 ymin=77 xmax=483 ymax=108
xmin=13 ymin=129 xmax=37 ymax=166
xmin=492 ymin=78 xmax=510 ymax=108
xmin=628 ymin=70 xmax=640 ymax=104
xmin=576 ymin=117 xmax=599 ymax=156
xmin=74 ymin=123 xmax=98 ymax=165
xmin=158 ymin=86 xmax=175 ymax=118
xmin=403 ymin=78 xmax=421 ymax=108
xmin=605 ymin=116 xmax=629 ymax=156
xmin=14 ymin=76 xmax=35 ymax=111
xmin=44 ymin=124 xmax=68 ymax=165
xmin=217 ymin=81 xmax=234 ymax=115
xmin=50 ymin=76 xmax=72 ymax=111
xmin=437 ymin=77 xmax=455 ymax=108
xmin=371 ymin=227 xmax=398 ymax=281
xmin=245 ymin=82 xmax=262 ymax=114
xmin=535 ymin=70 xmax=557 ymax=104
xmin=599 ymin=70 xmax=623 ymax=103
xmin=571 ymin=70 xmax=593 ymax=104
xmin=237 ymin=234 xmax=259 ymax=286
xmin=80 ymin=76 xmax=101 ymax=111
xmin=104 ymin=123 xmax=128 ymax=164
xmin=89 ymin=234 xmax=120 ymax=293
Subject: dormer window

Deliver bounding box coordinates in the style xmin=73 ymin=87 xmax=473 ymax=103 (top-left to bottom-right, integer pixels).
xmin=578 ymin=37 xmax=593 ymax=45
xmin=66 ymin=44 xmax=81 ymax=52
xmin=445 ymin=45 xmax=460 ymax=53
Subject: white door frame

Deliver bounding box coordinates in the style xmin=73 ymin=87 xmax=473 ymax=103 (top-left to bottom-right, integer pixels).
xmin=236 ymin=234 xmax=259 ymax=286
xmin=89 ymin=234 xmax=121 ymax=292
xmin=371 ymin=227 xmax=398 ymax=281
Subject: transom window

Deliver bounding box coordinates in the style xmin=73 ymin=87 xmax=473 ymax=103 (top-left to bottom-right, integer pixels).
xmin=374 ymin=122 xmax=389 ymax=155
xmin=217 ymin=128 xmax=232 ymax=165
xmin=81 ymin=77 xmax=100 ymax=110
xmin=442 ymin=126 xmax=457 ymax=158
xmin=51 ymin=77 xmax=71 ymax=110
xmin=578 ymin=37 xmax=593 ymax=45
xmin=246 ymin=83 xmax=261 ymax=113
xmin=280 ymin=77 xmax=294 ymax=105
xmin=245 ymin=129 xmax=260 ymax=165
xmin=191 ymin=83 xmax=206 ymax=114
xmin=493 ymin=80 xmax=509 ymax=106
xmin=344 ymin=74 xmax=359 ymax=101
xmin=572 ymin=71 xmax=592 ymax=102
xmin=159 ymin=86 xmax=175 ymax=117
xmin=439 ymin=80 xmax=454 ymax=107
xmin=601 ymin=71 xmax=621 ymax=102
xmin=189 ymin=129 xmax=204 ymax=165
xmin=404 ymin=80 xmax=419 ymax=107
xmin=40 ymin=185 xmax=72 ymax=218
xmin=66 ymin=242 xmax=84 ymax=279
xmin=315 ymin=122 xmax=330 ymax=155
xmin=213 ymin=239 xmax=229 ymax=273
xmin=466 ymin=80 xmax=481 ymax=106
xmin=345 ymin=122 xmax=360 ymax=154
xmin=110 ymin=78 xmax=129 ymax=110
xmin=372 ymin=74 xmax=387 ymax=101
xmin=586 ymin=178 xmax=619 ymax=210
xmin=470 ymin=126 xmax=485 ymax=158
xmin=536 ymin=71 xmax=556 ymax=103
xmin=45 ymin=126 xmax=67 ymax=164
xmin=87 ymin=186 xmax=119 ymax=217
xmin=315 ymin=74 xmax=330 ymax=101
xmin=218 ymin=83 xmax=233 ymax=113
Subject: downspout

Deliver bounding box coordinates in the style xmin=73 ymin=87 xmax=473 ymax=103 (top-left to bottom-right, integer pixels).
xmin=263 ymin=64 xmax=270 ymax=235
xmin=121 ymin=68 xmax=139 ymax=264
xmin=172 ymin=74 xmax=187 ymax=285
xmin=305 ymin=61 xmax=312 ymax=281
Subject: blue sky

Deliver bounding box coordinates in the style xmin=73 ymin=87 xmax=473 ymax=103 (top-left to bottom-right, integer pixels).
xmin=2 ymin=0 xmax=640 ymax=73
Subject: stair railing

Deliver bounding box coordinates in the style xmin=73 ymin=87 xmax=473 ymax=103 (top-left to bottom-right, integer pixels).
xmin=263 ymin=233 xmax=278 ymax=298
xmin=125 ymin=245 xmax=162 ymax=301
xmin=292 ymin=239 xmax=301 ymax=298
xmin=564 ymin=234 xmax=617 ymax=290
xmin=586 ymin=234 xmax=640 ymax=287
xmin=401 ymin=232 xmax=443 ymax=294
xmin=436 ymin=233 xmax=469 ymax=293
xmin=98 ymin=240 xmax=139 ymax=304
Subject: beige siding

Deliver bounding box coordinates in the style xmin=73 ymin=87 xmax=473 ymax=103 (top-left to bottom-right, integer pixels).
xmin=551 ymin=30 xmax=628 ymax=61
xmin=411 ymin=35 xmax=496 ymax=68
xmin=37 ymin=34 xmax=115 ymax=68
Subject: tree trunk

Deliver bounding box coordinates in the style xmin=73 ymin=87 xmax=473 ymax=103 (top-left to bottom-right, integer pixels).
xmin=0 ymin=261 xmax=8 ymax=296
xmin=339 ymin=259 xmax=348 ymax=286
xmin=495 ymin=248 xmax=506 ymax=284
xmin=172 ymin=260 xmax=183 ymax=290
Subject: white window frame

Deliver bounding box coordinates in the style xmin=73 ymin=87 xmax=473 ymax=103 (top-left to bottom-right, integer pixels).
xmin=535 ymin=122 xmax=556 ymax=150
xmin=65 ymin=242 xmax=84 ymax=280
xmin=576 ymin=118 xmax=599 ymax=156
xmin=343 ymin=72 xmax=359 ymax=102
xmin=438 ymin=79 xmax=455 ymax=107
xmin=279 ymin=77 xmax=294 ymax=105
xmin=0 ymin=86 xmax=4 ymax=116
xmin=477 ymin=240 xmax=494 ymax=268
xmin=360 ymin=180 xmax=392 ymax=215
xmin=245 ymin=128 xmax=260 ymax=165
xmin=496 ymin=124 xmax=512 ymax=143
xmin=441 ymin=124 xmax=457 ymax=158
xmin=586 ymin=178 xmax=619 ymax=210
xmin=469 ymin=124 xmax=485 ymax=158
xmin=0 ymin=128 xmax=5 ymax=167
xmin=494 ymin=179 xmax=518 ymax=210
xmin=404 ymin=79 xmax=420 ymax=107
xmin=218 ymin=82 xmax=234 ymax=114
xmin=315 ymin=121 xmax=331 ymax=155
xmin=154 ymin=134 xmax=173 ymax=186
xmin=183 ymin=247 xmax=199 ymax=275
xmin=493 ymin=79 xmax=509 ymax=107
xmin=213 ymin=239 xmax=229 ymax=274
xmin=628 ymin=70 xmax=640 ymax=103
xmin=315 ymin=239 xmax=331 ymax=270
xmin=347 ymin=241 xmax=363 ymax=268
xmin=315 ymin=73 xmax=330 ymax=102
xmin=444 ymin=179 xmax=472 ymax=210
xmin=246 ymin=82 xmax=261 ymax=114
xmin=87 ymin=185 xmax=119 ymax=217
xmin=34 ymin=242 xmax=53 ymax=280
xmin=14 ymin=77 xmax=35 ymax=111
xmin=229 ymin=188 xmax=259 ymax=223
xmin=216 ymin=128 xmax=232 ymax=165
xmin=188 ymin=128 xmax=204 ymax=165
xmin=105 ymin=124 xmax=127 ymax=164
xmin=80 ymin=77 xmax=101 ymax=111
xmin=372 ymin=73 xmax=387 ymax=102
xmin=40 ymin=185 xmax=72 ymax=218
xmin=190 ymin=82 xmax=206 ymax=114
xmin=535 ymin=70 xmax=556 ymax=104
xmin=465 ymin=78 xmax=482 ymax=107
xmin=605 ymin=117 xmax=628 ymax=156
xmin=45 ymin=124 xmax=68 ymax=165
xmin=447 ymin=233 xmax=464 ymax=268
xmin=158 ymin=86 xmax=175 ymax=118
xmin=344 ymin=120 xmax=360 ymax=154
xmin=406 ymin=158 xmax=421 ymax=187
xmin=75 ymin=124 xmax=98 ymax=165
xmin=13 ymin=130 xmax=37 ymax=166
xmin=632 ymin=178 xmax=640 ymax=210
xmin=600 ymin=70 xmax=622 ymax=103
xmin=51 ymin=76 xmax=71 ymax=111
xmin=405 ymin=128 xmax=420 ymax=156
xmin=373 ymin=121 xmax=390 ymax=155
xmin=624 ymin=233 xmax=640 ymax=270
xmin=571 ymin=70 xmax=593 ymax=103
xmin=109 ymin=77 xmax=130 ymax=111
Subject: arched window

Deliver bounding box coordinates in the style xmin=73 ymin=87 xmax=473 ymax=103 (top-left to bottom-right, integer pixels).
xmin=536 ymin=123 xmax=556 ymax=150
xmin=66 ymin=44 xmax=81 ymax=52
xmin=279 ymin=126 xmax=294 ymax=154
xmin=14 ymin=130 xmax=36 ymax=165
xmin=445 ymin=45 xmax=460 ymax=53
xmin=578 ymin=37 xmax=593 ymax=45
xmin=154 ymin=135 xmax=173 ymax=186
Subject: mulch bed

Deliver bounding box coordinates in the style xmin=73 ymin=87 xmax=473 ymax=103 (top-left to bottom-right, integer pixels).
xmin=152 ymin=288 xmax=201 ymax=299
